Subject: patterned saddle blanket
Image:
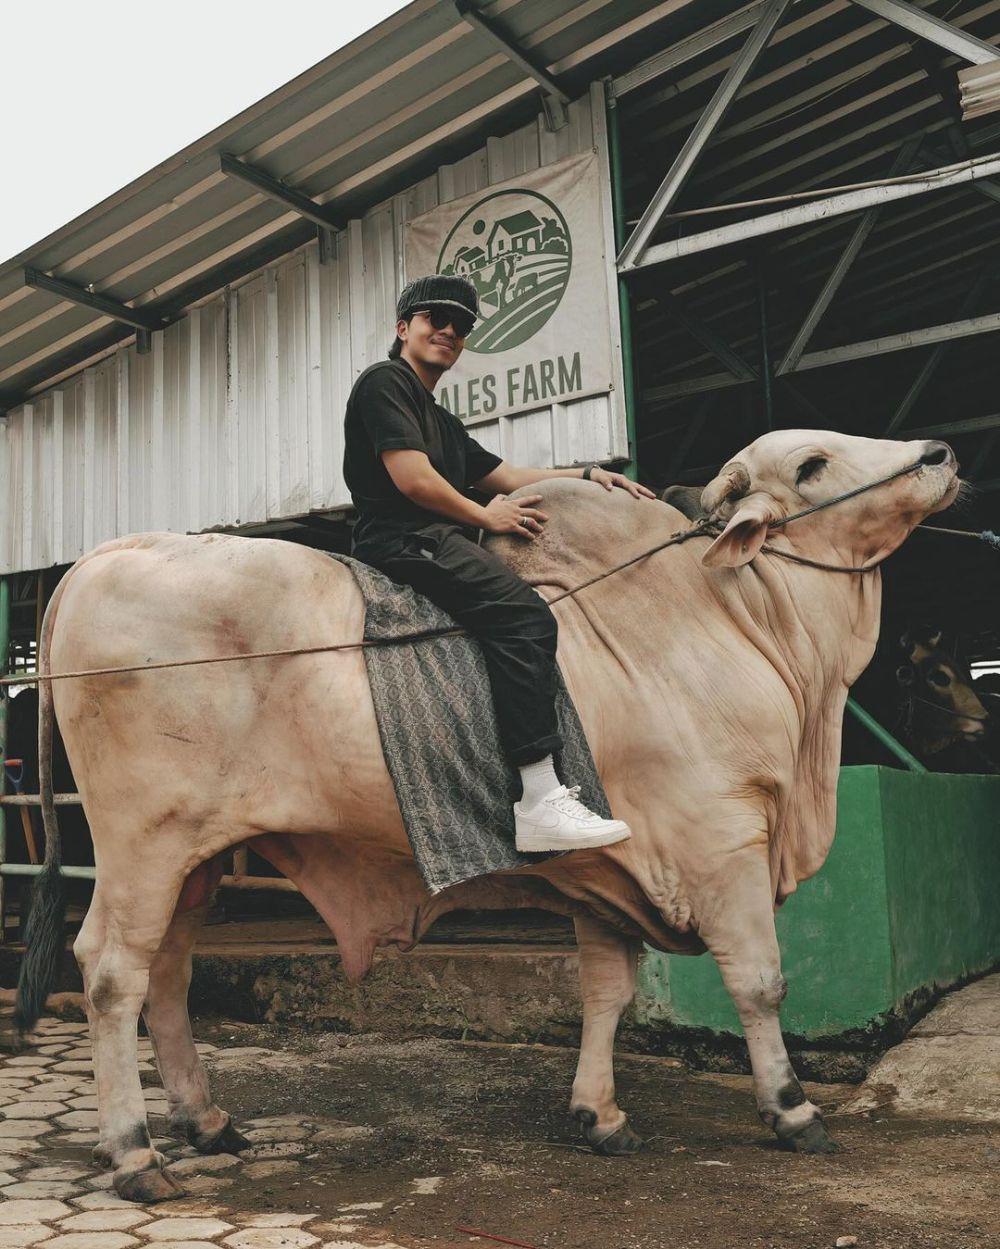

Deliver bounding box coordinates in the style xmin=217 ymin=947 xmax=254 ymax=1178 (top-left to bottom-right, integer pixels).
xmin=330 ymin=554 xmax=611 ymax=894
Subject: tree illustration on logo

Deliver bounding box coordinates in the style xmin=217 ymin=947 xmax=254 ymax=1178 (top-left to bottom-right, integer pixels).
xmin=436 ymin=189 xmax=572 ymax=354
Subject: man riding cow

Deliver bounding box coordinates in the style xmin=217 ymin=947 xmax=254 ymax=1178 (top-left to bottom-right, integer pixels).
xmin=343 ymin=274 xmax=653 ymax=851
xmin=15 ymin=413 xmax=960 ymax=1201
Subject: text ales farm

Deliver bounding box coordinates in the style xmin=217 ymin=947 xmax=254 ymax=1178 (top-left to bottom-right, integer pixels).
xmin=437 ymin=352 xmax=583 ymax=419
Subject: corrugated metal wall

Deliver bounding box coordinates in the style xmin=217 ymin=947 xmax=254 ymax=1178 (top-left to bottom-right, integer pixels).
xmin=0 ymin=84 xmax=626 ymax=575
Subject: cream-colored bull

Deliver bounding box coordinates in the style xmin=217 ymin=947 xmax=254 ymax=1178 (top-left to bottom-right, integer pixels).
xmin=17 ymin=429 xmax=958 ymax=1201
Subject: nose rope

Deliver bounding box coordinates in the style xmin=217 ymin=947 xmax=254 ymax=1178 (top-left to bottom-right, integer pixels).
xmin=1 ymin=458 xmax=993 ymax=688
xmin=767 ymin=458 xmax=925 ymax=530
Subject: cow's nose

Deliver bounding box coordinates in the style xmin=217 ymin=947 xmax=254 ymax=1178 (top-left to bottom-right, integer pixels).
xmin=919 ymin=440 xmax=955 ymax=467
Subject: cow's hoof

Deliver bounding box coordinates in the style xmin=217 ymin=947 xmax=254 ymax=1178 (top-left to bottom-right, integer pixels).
xmin=574 ymin=1108 xmax=644 ymax=1156
xmin=115 ymin=1165 xmax=184 ymax=1203
xmin=92 ymin=1142 xmax=113 ymax=1169
xmin=189 ymin=1115 xmax=251 ymax=1155
xmin=592 ymin=1120 xmax=644 ymax=1156
xmin=780 ymin=1118 xmax=839 ymax=1154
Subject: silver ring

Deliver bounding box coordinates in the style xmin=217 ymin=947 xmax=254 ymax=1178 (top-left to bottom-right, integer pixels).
xmin=519 ymin=517 xmax=529 ymax=527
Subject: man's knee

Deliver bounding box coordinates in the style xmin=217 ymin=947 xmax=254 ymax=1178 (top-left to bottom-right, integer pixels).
xmin=509 ymin=594 xmax=558 ymax=650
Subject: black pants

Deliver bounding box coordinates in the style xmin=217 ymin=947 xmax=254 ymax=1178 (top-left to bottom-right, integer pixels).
xmin=356 ymin=523 xmax=562 ymax=767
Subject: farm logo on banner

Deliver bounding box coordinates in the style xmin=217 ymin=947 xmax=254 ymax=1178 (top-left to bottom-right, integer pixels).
xmin=438 ymin=190 xmax=571 ymax=352
xmin=405 ymin=152 xmax=613 ymax=421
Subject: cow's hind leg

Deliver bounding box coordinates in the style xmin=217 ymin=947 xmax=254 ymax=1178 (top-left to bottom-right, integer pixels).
xmin=570 ymin=914 xmax=643 ymax=1156
xmin=699 ymin=847 xmax=837 ymax=1154
xmin=142 ymin=861 xmax=250 ymax=1156
xmin=75 ymin=872 xmax=188 ymax=1202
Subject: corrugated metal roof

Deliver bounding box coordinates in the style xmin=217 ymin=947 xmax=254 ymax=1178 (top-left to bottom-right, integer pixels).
xmin=0 ymin=87 xmax=628 ymax=575
xmin=0 ymin=0 xmax=690 ymax=409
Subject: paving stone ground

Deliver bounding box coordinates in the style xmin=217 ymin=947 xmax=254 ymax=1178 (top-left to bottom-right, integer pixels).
xmin=0 ymin=1013 xmax=407 ymax=1249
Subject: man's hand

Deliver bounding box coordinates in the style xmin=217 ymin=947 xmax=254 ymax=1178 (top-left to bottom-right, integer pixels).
xmin=483 ymin=493 xmax=549 ymax=539
xmin=589 ymin=467 xmax=656 ymax=499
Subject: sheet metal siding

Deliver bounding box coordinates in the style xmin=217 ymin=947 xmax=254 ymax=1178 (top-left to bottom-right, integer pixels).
xmin=0 ymin=89 xmax=625 ymax=575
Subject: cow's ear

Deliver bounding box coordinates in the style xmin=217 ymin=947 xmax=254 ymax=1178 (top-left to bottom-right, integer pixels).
xmin=702 ymin=494 xmax=778 ymax=569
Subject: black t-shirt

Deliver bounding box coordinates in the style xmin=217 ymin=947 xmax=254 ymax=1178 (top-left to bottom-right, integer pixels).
xmin=343 ymin=357 xmax=502 ymax=550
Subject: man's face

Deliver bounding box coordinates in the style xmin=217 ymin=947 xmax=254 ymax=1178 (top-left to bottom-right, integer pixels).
xmin=398 ymin=307 xmax=471 ymax=372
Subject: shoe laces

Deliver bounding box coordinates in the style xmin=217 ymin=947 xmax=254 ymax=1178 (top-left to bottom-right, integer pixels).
xmin=547 ymin=784 xmax=600 ymax=822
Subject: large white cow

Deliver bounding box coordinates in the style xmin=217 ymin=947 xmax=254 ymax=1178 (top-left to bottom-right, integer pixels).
xmin=16 ymin=429 xmax=958 ymax=1201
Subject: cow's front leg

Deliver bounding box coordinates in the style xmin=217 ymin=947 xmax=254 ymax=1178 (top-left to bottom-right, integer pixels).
xmin=142 ymin=892 xmax=249 ymax=1156
xmin=570 ymin=914 xmax=643 ymax=1155
xmin=699 ymin=847 xmax=837 ymax=1153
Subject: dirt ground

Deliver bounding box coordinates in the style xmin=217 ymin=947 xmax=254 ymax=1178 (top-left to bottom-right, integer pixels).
xmin=189 ymin=1018 xmax=997 ymax=1249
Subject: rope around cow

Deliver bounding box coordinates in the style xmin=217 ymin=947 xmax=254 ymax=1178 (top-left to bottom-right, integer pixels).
xmin=2 ymin=458 xmax=996 ymax=690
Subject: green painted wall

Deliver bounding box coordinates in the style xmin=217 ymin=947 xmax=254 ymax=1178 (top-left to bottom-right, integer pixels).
xmin=880 ymin=770 xmax=1000 ymax=1002
xmin=635 ymin=766 xmax=1000 ymax=1039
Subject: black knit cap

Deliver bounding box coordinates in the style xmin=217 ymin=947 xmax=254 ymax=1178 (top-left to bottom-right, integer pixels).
xmin=396 ymin=274 xmax=479 ymax=324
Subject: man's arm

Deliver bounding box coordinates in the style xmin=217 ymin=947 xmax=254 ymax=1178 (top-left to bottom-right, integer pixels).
xmin=474 ymin=461 xmax=655 ymax=500
xmin=382 ymin=450 xmax=547 ymax=536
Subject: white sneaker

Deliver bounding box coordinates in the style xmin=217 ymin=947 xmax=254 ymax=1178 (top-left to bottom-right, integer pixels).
xmin=514 ymin=784 xmax=632 ymax=853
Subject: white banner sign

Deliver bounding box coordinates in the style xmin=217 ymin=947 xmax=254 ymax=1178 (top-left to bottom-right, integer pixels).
xmin=404 ymin=152 xmax=614 ymax=423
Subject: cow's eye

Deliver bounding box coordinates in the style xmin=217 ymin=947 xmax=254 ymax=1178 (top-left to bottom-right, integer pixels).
xmin=928 ymin=668 xmax=950 ymax=688
xmin=795 ymin=456 xmax=827 ymax=485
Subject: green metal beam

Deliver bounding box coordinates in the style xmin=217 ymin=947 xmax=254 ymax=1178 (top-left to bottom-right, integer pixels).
xmin=607 ymin=83 xmax=639 ymax=482
xmin=846 ymin=697 xmax=926 ymax=772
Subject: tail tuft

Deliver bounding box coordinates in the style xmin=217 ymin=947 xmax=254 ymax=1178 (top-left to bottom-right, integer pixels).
xmin=13 ymin=861 xmax=66 ymax=1039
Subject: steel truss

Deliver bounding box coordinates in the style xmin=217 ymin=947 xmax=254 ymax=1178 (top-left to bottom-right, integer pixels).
xmin=617 ymin=0 xmax=1000 ymax=475
xmin=616 ymin=0 xmax=999 ymax=274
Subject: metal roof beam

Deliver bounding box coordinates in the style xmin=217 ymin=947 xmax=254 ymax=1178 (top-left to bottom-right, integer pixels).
xmin=647 ymin=18 xmax=1000 ymax=203
xmin=618 ymin=0 xmax=793 ymax=272
xmin=797 ymin=308 xmax=1000 ymax=370
xmin=659 ymin=293 xmax=758 ymax=381
xmin=219 ymin=153 xmax=343 ymax=232
xmin=849 ymin=0 xmax=1000 ymax=65
xmin=454 ymin=1 xmax=570 ymax=129
xmin=884 ymin=270 xmax=992 ymax=433
xmin=613 ymin=2 xmax=769 ymax=98
xmin=638 ymin=200 xmax=1000 ymax=373
xmin=21 ymin=268 xmax=165 ymax=334
xmin=651 ymin=293 xmax=826 ymax=423
xmin=630 ymin=150 xmax=1000 ymax=270
xmin=660 ymin=119 xmax=1000 ymax=307
xmin=777 ymin=134 xmax=924 ymax=375
xmin=663 ymin=394 xmax=717 ymax=477
xmin=968 ymin=427 xmax=1000 ymax=476
xmin=921 ymin=123 xmax=1000 ymax=200
xmin=903 ymin=412 xmax=1000 ymax=438
xmin=643 ymin=306 xmax=1000 ymax=402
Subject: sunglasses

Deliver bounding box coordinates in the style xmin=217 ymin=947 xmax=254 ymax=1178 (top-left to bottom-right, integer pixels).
xmin=412 ymin=306 xmax=475 ymax=338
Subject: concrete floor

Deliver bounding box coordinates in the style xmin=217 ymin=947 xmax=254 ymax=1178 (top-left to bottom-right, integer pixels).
xmin=846 ymin=973 xmax=1000 ymax=1122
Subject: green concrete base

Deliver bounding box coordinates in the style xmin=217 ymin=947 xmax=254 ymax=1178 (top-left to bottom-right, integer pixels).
xmin=636 ymin=766 xmax=1000 ymax=1041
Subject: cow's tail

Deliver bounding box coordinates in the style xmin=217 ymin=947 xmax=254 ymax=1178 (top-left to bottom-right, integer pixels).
xmin=14 ymin=573 xmax=70 ymax=1039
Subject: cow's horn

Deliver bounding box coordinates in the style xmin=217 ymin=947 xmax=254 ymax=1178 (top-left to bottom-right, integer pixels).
xmin=701 ymin=463 xmax=751 ymax=516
